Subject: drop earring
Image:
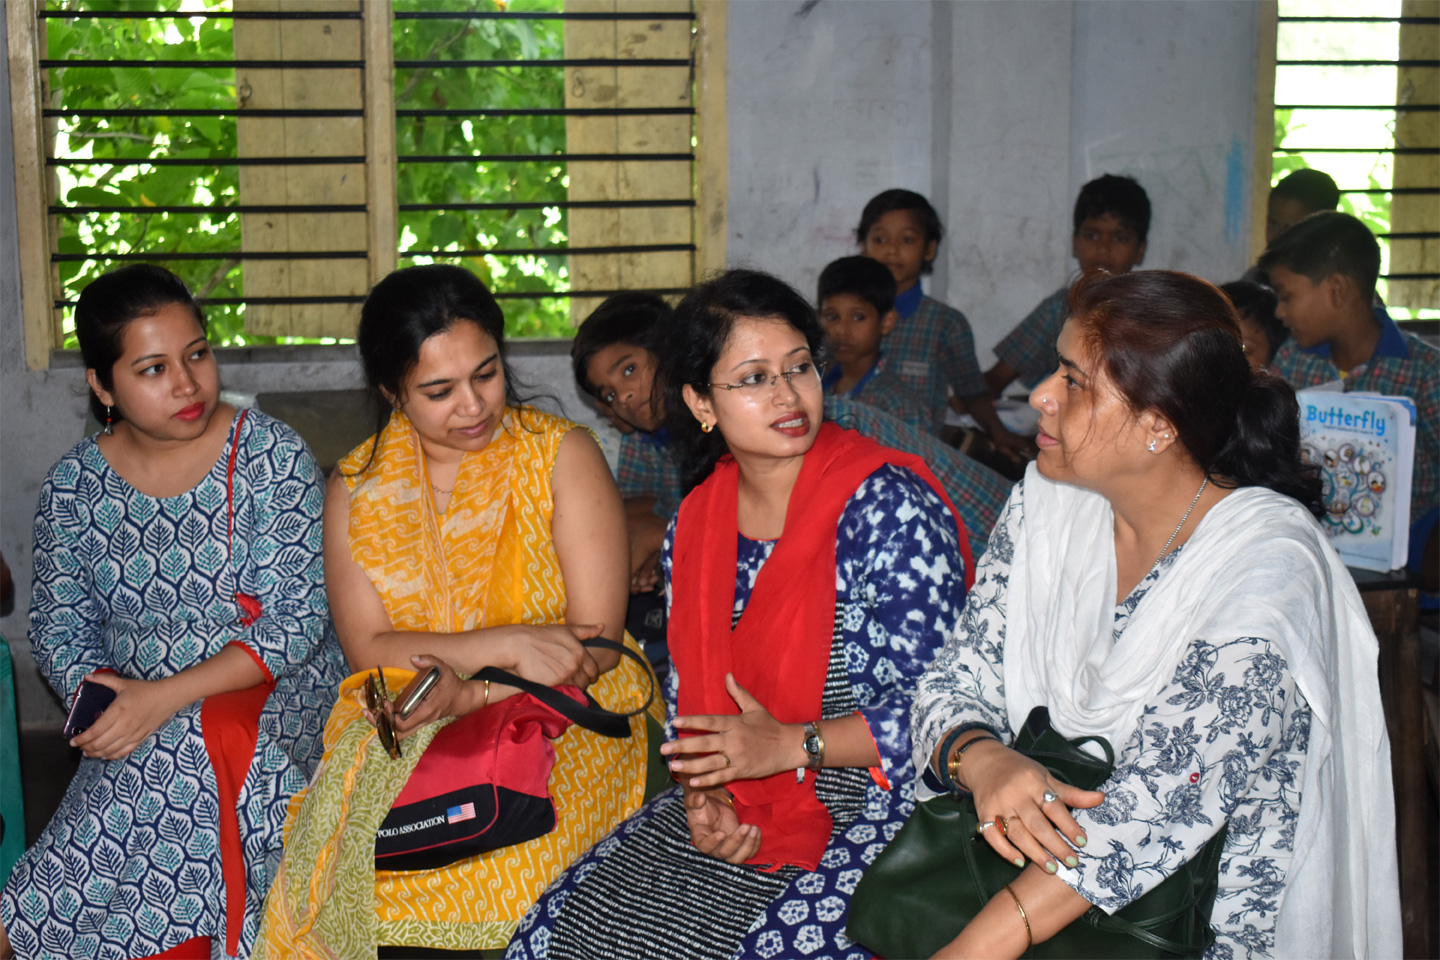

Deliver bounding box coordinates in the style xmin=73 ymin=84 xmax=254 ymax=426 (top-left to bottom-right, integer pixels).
xmin=103 ymin=405 xmax=114 ymax=436
xmin=1147 ymin=439 xmax=1157 ymax=453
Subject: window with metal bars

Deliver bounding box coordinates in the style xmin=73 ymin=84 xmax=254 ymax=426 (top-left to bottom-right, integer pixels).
xmin=7 ymin=0 xmax=722 ymax=364
xmin=1272 ymin=0 xmax=1438 ymax=327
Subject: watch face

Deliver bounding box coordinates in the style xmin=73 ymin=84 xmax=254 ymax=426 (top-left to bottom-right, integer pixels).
xmin=804 ymin=735 xmax=822 ymax=757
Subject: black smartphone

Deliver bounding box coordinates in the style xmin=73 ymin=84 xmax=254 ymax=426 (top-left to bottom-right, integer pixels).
xmin=63 ymin=679 xmax=117 ymax=739
xmin=395 ymin=666 xmax=442 ymax=720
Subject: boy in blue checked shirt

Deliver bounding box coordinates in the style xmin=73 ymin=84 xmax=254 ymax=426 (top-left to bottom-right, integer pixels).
xmin=984 ymin=174 xmax=1150 ymax=398
xmin=817 ymin=255 xmax=930 ymax=435
xmin=1260 ymin=212 xmax=1439 ymax=588
xmin=856 ymin=189 xmax=1029 ymax=459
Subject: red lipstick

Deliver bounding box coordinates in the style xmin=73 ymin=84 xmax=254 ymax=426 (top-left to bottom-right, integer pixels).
xmin=175 ymin=403 xmax=205 ymax=422
xmin=770 ymin=412 xmax=810 ymax=438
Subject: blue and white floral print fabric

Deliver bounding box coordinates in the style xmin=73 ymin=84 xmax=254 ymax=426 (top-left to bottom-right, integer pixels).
xmin=913 ymin=466 xmax=1399 ymax=959
xmin=1 ymin=411 xmax=346 ymax=960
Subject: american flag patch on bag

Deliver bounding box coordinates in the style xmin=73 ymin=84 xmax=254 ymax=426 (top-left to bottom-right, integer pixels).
xmin=447 ymin=802 xmax=476 ymax=824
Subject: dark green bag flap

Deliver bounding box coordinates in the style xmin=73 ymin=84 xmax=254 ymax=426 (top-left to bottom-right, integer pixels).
xmin=846 ymin=707 xmax=1224 ymax=959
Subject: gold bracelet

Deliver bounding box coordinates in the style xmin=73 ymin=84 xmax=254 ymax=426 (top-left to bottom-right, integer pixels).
xmin=1003 ymin=883 xmax=1032 ymax=949
xmin=718 ymin=791 xmax=735 ymax=808
xmin=481 ymin=678 xmax=490 ymax=710
xmin=946 ymin=732 xmax=1000 ymax=792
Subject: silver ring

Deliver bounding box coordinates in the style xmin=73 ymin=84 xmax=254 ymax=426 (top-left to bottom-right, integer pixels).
xmin=1042 ymin=790 xmax=1059 ymax=804
xmin=974 ymin=820 xmax=994 ymax=835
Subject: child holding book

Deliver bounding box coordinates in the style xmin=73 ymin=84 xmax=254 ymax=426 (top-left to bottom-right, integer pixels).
xmin=1260 ymin=212 xmax=1438 ymax=587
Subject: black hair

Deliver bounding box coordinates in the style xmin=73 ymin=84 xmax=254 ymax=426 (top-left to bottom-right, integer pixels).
xmin=660 ymin=269 xmax=823 ymax=492
xmin=1073 ymin=174 xmax=1152 ymax=242
xmin=75 ymin=264 xmax=206 ymax=425
xmin=1271 ymin=168 xmax=1340 ymax=214
xmin=817 ymin=255 xmax=898 ymax=316
xmin=1257 ymin=211 xmax=1381 ymax=301
xmin=1219 ymin=280 xmax=1286 ymax=362
xmin=571 ymin=292 xmax=672 ymax=397
xmin=1069 ymin=271 xmax=1322 ymax=515
xmin=351 ymin=264 xmax=531 ymax=475
xmin=854 ymin=189 xmax=943 ymax=273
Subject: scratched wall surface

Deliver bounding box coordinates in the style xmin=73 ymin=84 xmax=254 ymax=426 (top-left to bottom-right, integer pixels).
xmin=725 ymin=0 xmax=1262 ymax=365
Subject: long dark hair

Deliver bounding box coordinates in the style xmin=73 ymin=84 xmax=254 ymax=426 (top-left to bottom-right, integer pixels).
xmin=659 ymin=269 xmax=823 ymax=493
xmin=1069 ymin=271 xmax=1322 ymax=515
xmin=351 ymin=264 xmax=531 ymax=475
xmin=75 ymin=264 xmax=206 ymax=424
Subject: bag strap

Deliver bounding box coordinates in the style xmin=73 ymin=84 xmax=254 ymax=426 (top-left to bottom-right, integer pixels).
xmin=474 ymin=637 xmax=655 ymax=739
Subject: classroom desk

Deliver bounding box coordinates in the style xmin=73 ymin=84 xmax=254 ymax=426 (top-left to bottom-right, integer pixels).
xmin=1352 ymin=567 xmax=1432 ymax=959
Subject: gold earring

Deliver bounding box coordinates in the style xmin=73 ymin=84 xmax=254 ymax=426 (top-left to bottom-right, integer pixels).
xmin=700 ymin=421 xmax=713 ymax=434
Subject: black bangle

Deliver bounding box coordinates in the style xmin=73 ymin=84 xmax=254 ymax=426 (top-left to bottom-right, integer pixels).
xmin=935 ymin=727 xmax=970 ymax=793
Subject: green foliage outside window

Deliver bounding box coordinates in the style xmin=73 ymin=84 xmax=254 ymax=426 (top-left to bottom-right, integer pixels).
xmin=47 ymin=0 xmax=573 ymax=347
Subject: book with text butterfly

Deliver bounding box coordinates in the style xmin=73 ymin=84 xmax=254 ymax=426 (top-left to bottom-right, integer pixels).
xmin=1296 ymin=389 xmax=1416 ymax=572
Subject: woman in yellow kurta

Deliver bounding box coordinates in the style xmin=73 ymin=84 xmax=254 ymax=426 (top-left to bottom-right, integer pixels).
xmin=258 ymin=265 xmax=657 ymax=956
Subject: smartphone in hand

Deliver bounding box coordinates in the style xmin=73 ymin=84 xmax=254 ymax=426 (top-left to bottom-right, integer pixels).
xmin=395 ymin=666 xmax=442 ymax=720
xmin=63 ymin=679 xmax=117 ymax=739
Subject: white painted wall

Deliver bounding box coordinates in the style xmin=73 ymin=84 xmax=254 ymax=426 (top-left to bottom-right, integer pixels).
xmin=2 ymin=0 xmax=1263 ymax=731
xmin=724 ymin=0 xmax=1262 ymax=362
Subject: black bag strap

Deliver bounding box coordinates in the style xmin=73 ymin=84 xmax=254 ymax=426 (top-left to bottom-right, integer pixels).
xmin=474 ymin=637 xmax=655 ymax=739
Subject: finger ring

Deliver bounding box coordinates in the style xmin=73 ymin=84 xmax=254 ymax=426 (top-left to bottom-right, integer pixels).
xmin=720 ymin=751 xmax=731 ymax=768
xmin=975 ymin=821 xmax=994 ymax=835
xmin=1042 ymin=790 xmax=1059 ymax=804
xmin=998 ymin=816 xmax=1010 ymax=837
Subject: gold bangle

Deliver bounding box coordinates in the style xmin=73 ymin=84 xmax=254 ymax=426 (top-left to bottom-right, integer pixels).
xmin=1003 ymin=883 xmax=1032 ymax=949
xmin=719 ymin=791 xmax=735 ymax=808
xmin=946 ymin=732 xmax=1000 ymax=792
xmin=481 ymin=678 xmax=490 ymax=710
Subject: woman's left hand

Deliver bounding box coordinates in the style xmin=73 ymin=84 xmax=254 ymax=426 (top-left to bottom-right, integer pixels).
xmin=963 ymin=739 xmax=1104 ymax=872
xmin=660 ymin=673 xmax=801 ymax=788
xmin=69 ymin=674 xmax=185 ymax=760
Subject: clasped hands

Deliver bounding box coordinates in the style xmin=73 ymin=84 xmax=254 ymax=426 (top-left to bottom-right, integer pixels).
xmin=961 ymin=738 xmax=1105 ymax=874
xmin=661 ymin=672 xmax=801 ymax=865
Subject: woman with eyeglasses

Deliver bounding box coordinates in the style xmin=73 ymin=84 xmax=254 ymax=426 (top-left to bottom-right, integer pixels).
xmin=507 ymin=270 xmax=973 ymax=960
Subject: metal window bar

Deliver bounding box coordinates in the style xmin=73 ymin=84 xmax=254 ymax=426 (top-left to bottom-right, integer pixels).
xmin=46 ymin=107 xmax=695 ymax=119
xmin=39 ymin=9 xmax=695 ymax=20
xmin=48 ymin=153 xmax=693 ymax=167
xmin=1278 ymin=15 xmax=1440 ymax=23
xmin=50 ymin=200 xmax=696 ymax=216
xmin=54 ymin=244 xmax=693 ymax=262
xmin=54 ymin=288 xmax=692 ymax=307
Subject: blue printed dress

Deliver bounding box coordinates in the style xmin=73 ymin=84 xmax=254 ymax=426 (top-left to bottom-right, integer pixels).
xmin=912 ymin=484 xmax=1311 ymax=960
xmin=507 ymin=464 xmax=968 ymax=960
xmin=1 ymin=410 xmax=347 ymax=960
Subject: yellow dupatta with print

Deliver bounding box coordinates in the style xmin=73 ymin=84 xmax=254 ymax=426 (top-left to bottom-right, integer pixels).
xmin=258 ymin=407 xmax=658 ymax=956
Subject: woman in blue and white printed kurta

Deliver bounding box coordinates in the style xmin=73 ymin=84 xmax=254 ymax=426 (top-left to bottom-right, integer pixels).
xmin=508 ymin=464 xmax=967 ymax=960
xmin=1 ymin=411 xmax=346 ymax=960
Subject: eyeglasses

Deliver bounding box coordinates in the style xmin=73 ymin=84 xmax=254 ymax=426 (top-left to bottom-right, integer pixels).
xmin=703 ymin=360 xmax=826 ymax=402
xmin=365 ymin=668 xmax=401 ymax=760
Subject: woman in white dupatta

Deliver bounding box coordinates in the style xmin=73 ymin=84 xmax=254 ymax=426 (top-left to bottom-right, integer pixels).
xmin=911 ymin=271 xmax=1399 ymax=959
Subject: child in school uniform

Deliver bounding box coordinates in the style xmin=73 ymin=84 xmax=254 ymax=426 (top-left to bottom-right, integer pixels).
xmin=816 ymin=255 xmax=930 ymax=435
xmin=1220 ymin=279 xmax=1287 ymax=372
xmin=1260 ymin=211 xmax=1439 ymax=588
xmin=984 ymin=174 xmax=1150 ymax=397
xmin=855 ymin=189 xmax=1029 ymax=457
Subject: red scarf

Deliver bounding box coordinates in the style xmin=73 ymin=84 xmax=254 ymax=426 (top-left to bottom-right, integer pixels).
xmin=668 ymin=423 xmax=972 ymax=870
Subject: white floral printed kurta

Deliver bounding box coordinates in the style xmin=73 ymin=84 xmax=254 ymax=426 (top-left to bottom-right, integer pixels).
xmin=913 ymin=483 xmax=1310 ymax=960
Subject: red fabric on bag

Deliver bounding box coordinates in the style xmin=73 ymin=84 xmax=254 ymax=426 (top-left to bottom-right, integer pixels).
xmin=200 ymin=680 xmax=274 ymax=957
xmin=392 ymin=686 xmax=584 ymax=808
xmin=136 ymin=935 xmax=211 ymax=959
xmin=668 ymin=423 xmax=968 ymax=871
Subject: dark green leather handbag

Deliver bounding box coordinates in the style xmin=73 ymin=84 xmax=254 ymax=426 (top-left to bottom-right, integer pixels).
xmin=847 ymin=707 xmax=1227 ymax=959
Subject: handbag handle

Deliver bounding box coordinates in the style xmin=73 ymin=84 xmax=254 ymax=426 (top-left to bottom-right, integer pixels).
xmin=474 ymin=637 xmax=656 ymax=739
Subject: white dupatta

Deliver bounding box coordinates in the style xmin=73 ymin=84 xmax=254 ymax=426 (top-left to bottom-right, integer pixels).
xmin=1004 ymin=464 xmax=1400 ymax=959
